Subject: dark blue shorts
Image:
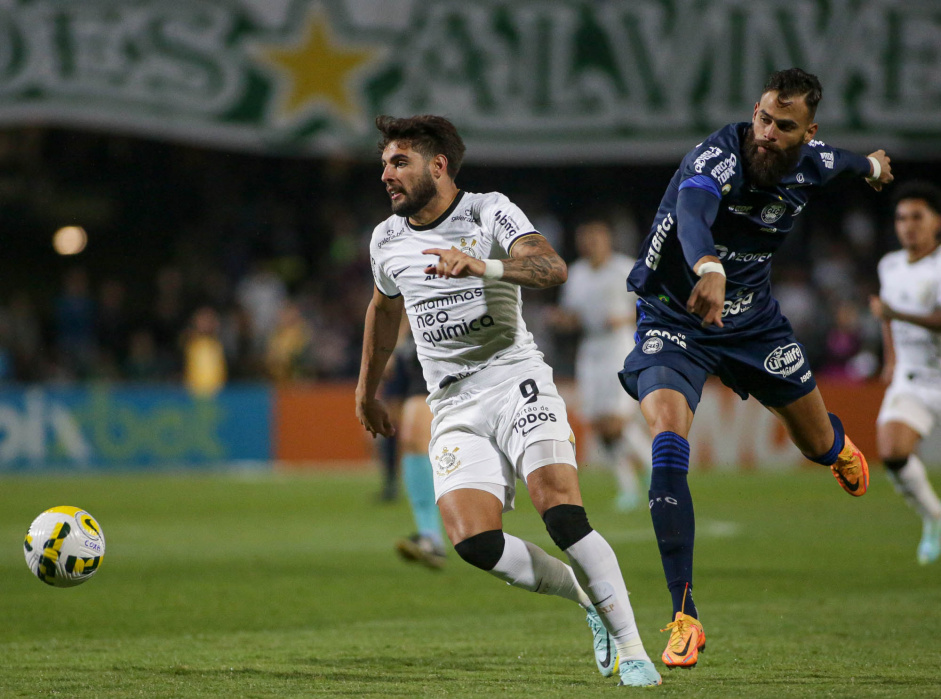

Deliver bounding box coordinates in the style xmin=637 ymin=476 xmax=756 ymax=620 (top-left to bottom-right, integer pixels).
xmin=619 ymin=297 xmax=817 ymax=411
xmin=383 ymin=347 xmax=428 ymax=400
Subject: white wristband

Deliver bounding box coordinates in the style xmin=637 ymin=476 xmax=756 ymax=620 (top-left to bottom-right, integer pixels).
xmin=867 ymin=156 xmax=881 ymax=181
xmin=482 ymin=259 xmax=505 ymax=280
xmin=696 ymin=261 xmax=726 ymax=278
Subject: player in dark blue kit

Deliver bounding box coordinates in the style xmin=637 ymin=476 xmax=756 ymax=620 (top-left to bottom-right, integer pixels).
xmin=618 ymin=68 xmax=894 ymax=669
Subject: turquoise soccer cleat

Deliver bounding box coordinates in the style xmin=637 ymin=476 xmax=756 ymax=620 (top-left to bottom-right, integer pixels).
xmin=917 ymin=519 xmax=941 ymax=565
xmin=586 ymin=606 xmax=619 ymax=677
xmin=618 ymin=659 xmax=662 ymax=687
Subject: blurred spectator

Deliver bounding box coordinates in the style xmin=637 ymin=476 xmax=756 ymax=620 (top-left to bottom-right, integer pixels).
xmin=820 ymin=301 xmax=864 ymax=378
xmin=265 ymin=301 xmax=313 ymax=381
xmin=236 ymin=259 xmax=287 ymax=356
xmin=6 ymin=291 xmax=42 ymax=381
xmin=775 ymin=265 xmax=827 ymax=367
xmin=151 ymin=266 xmax=189 ymax=373
xmin=182 ymin=306 xmax=227 ymax=397
xmin=54 ymin=267 xmax=96 ymax=378
xmin=96 ymin=278 xmax=131 ymax=375
xmin=124 ymin=328 xmax=169 ymax=381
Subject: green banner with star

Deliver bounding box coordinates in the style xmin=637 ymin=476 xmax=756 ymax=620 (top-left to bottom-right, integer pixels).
xmin=1 ymin=0 xmax=939 ymax=163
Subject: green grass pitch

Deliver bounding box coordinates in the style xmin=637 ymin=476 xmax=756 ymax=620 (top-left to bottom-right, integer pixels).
xmin=1 ymin=466 xmax=939 ymax=697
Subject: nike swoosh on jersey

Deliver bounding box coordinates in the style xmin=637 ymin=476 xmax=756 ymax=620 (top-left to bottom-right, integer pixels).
xmin=521 ymin=424 xmax=545 ymax=437
xmin=392 ymin=266 xmax=408 ymax=279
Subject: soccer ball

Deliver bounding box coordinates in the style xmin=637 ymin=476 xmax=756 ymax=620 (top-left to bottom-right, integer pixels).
xmin=23 ymin=506 xmax=105 ymax=588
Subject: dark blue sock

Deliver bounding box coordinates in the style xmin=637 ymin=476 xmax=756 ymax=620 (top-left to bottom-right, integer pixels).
xmin=649 ymin=431 xmax=698 ymax=619
xmin=808 ymin=413 xmax=845 ymax=466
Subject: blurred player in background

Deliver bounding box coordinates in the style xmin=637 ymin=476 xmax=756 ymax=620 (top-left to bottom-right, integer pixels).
xmin=386 ymin=321 xmax=447 ymax=568
xmin=551 ymin=220 xmax=650 ymax=511
xmin=618 ymin=68 xmax=893 ymax=669
xmin=357 ymin=115 xmax=660 ymax=687
xmin=869 ymin=181 xmax=941 ymax=565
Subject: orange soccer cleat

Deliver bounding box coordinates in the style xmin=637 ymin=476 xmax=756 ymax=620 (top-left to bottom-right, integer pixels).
xmin=661 ymin=604 xmax=706 ymax=669
xmin=830 ymin=435 xmax=869 ymax=497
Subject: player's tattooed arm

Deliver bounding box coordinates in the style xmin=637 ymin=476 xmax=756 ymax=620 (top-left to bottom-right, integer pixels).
xmin=423 ymin=234 xmax=567 ymax=289
xmin=504 ymin=234 xmax=568 ymax=288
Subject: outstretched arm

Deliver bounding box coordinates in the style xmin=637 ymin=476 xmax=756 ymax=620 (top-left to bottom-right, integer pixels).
xmin=677 ymin=184 xmax=725 ymax=328
xmin=423 ymin=233 xmax=567 ymax=289
xmin=355 ymin=288 xmax=405 ymax=437
xmin=864 ymin=149 xmax=894 ymax=192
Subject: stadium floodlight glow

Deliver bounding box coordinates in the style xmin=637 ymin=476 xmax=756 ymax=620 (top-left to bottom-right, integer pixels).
xmin=53 ymin=226 xmax=88 ymax=255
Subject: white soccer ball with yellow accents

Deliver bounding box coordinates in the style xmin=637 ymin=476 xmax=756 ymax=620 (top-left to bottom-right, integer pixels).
xmin=23 ymin=506 xmax=105 ymax=587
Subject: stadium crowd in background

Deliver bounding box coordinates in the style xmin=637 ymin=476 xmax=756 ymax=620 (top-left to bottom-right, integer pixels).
xmin=0 ymin=126 xmax=915 ymax=387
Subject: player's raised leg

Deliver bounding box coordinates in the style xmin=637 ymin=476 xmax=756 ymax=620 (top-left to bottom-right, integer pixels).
xmin=439 ymin=486 xmax=634 ymax=680
xmin=526 ymin=459 xmax=660 ymax=687
xmin=769 ymin=388 xmax=869 ymax=496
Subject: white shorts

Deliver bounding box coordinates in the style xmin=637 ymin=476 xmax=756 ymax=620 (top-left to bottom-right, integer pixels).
xmin=576 ymin=354 xmax=640 ymax=419
xmin=876 ymin=371 xmax=941 ymax=437
xmin=428 ymin=358 xmax=577 ymax=512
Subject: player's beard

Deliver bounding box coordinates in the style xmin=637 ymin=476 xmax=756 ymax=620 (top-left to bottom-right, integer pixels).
xmin=390 ymin=168 xmax=437 ymax=218
xmin=743 ymin=128 xmax=802 ymax=187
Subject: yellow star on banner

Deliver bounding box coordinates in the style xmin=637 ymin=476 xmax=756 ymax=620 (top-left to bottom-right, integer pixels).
xmin=255 ymin=12 xmax=379 ymax=122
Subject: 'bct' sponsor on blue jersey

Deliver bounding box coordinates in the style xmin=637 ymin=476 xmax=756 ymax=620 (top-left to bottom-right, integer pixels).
xmin=645 ymin=212 xmax=674 ymax=270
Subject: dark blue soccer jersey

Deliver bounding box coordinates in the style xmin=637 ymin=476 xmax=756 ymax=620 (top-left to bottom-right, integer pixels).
xmin=627 ymin=122 xmax=870 ymax=330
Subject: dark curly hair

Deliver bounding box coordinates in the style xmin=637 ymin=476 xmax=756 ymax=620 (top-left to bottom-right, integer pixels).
xmin=376 ymin=115 xmax=466 ymax=179
xmin=763 ymin=68 xmax=823 ymax=119
xmin=893 ymin=180 xmax=941 ymax=216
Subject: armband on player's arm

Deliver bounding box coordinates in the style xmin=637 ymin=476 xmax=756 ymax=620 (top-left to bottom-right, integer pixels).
xmin=482 ymin=259 xmax=504 ymax=279
xmin=676 ymin=180 xmax=722 ymax=271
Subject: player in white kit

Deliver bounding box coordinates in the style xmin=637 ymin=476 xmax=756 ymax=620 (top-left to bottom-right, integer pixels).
xmin=356 ymin=115 xmax=660 ymax=687
xmin=553 ymin=220 xmax=651 ymax=511
xmin=869 ymin=181 xmax=941 ymax=565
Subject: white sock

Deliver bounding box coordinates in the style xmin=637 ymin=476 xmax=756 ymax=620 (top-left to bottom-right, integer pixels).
xmin=563 ymin=530 xmax=649 ymax=662
xmin=610 ymin=436 xmax=642 ymax=500
xmin=624 ymin=421 xmax=653 ymax=474
xmin=488 ymin=533 xmax=591 ymax=607
xmin=889 ymin=454 xmax=941 ymax=521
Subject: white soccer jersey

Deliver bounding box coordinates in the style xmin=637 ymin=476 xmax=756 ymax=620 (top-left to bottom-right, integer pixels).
xmin=877 ymin=246 xmax=941 ymax=379
xmin=560 ymin=253 xmax=639 ymax=418
xmin=561 ymin=253 xmax=638 ymax=354
xmin=370 ymin=190 xmax=543 ymax=396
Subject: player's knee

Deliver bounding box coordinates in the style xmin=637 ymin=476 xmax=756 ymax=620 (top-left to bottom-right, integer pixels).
xmin=542 ymin=504 xmax=592 ymax=551
xmin=453 ymin=529 xmax=505 ymax=571
xmin=884 ymin=457 xmax=908 ymax=473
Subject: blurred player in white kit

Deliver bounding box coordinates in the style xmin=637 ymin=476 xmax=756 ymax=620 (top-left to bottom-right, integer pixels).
xmin=870 ymin=181 xmax=941 ymax=565
xmin=552 ymin=220 xmax=651 ymax=511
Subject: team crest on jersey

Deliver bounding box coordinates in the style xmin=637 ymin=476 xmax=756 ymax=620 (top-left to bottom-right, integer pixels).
xmin=642 ymin=337 xmax=663 ymax=354
xmin=459 ymin=237 xmax=479 ymax=258
xmin=434 ymin=446 xmax=462 ymax=476
xmin=760 ymin=202 xmax=786 ymax=224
